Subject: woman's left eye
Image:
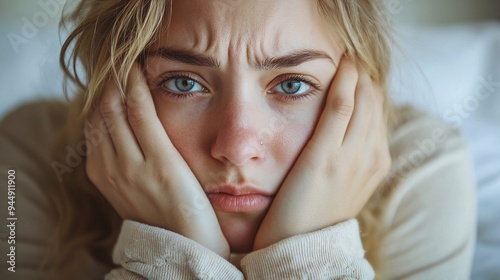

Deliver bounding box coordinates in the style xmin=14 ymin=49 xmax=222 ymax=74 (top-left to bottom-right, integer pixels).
xmin=162 ymin=77 xmax=204 ymax=93
xmin=274 ymin=79 xmax=311 ymax=95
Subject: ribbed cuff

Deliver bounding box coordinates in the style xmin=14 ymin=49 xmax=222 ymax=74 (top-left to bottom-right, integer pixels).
xmin=110 ymin=220 xmax=243 ymax=279
xmin=241 ymin=219 xmax=374 ymax=279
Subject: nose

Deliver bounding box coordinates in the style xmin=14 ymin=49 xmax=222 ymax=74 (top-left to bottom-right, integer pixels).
xmin=211 ymin=100 xmax=266 ymax=166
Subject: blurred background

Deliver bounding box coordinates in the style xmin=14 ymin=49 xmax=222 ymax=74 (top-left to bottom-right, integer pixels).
xmin=0 ymin=0 xmax=499 ymax=279
xmin=392 ymin=0 xmax=500 ymax=25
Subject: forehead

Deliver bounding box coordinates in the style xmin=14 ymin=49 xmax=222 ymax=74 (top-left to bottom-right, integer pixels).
xmin=155 ymin=0 xmax=340 ymax=63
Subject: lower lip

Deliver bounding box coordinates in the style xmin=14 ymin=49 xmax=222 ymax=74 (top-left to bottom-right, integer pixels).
xmin=207 ymin=193 xmax=273 ymax=212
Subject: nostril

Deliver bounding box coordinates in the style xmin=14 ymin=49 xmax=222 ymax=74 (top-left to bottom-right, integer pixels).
xmin=211 ymin=135 xmax=265 ymax=167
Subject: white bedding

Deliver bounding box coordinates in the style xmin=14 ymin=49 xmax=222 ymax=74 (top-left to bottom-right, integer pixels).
xmin=466 ymin=120 xmax=500 ymax=278
xmin=390 ymin=23 xmax=500 ymax=126
xmin=0 ymin=17 xmax=499 ymax=279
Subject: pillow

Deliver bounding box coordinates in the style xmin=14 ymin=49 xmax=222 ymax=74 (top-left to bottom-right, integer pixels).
xmin=390 ymin=22 xmax=500 ymax=127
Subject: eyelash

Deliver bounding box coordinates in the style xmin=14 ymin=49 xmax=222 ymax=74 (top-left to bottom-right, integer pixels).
xmin=271 ymin=74 xmax=321 ymax=101
xmin=154 ymin=72 xmax=205 ymax=100
xmin=154 ymin=72 xmax=321 ymax=101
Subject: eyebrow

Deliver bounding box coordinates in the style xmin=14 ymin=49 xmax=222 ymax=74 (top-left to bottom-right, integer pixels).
xmin=257 ymin=50 xmax=335 ymax=70
xmin=144 ymin=48 xmax=335 ymax=70
xmin=145 ymin=48 xmax=221 ymax=68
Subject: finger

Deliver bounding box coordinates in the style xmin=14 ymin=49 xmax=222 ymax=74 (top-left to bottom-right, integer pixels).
xmin=84 ymin=117 xmax=103 ymax=169
xmin=85 ymin=109 xmax=116 ymax=157
xmin=100 ymin=79 xmax=144 ymax=161
xmin=343 ymin=66 xmax=379 ymax=146
xmin=309 ymin=55 xmax=358 ymax=150
xmin=84 ymin=110 xmax=116 ymax=183
xmin=345 ymin=67 xmax=390 ymax=183
xmin=126 ymin=64 xmax=176 ymax=159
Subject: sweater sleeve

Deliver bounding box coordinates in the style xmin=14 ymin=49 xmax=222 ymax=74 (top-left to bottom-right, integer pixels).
xmin=107 ymin=219 xmax=374 ymax=280
xmin=241 ymin=219 xmax=375 ymax=279
xmin=105 ymin=221 xmax=244 ymax=279
xmin=378 ymin=109 xmax=477 ymax=279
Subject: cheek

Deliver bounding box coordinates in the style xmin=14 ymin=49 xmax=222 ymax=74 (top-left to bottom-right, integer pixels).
xmin=269 ymin=85 xmax=326 ymax=164
xmin=276 ymin=123 xmax=315 ymax=168
xmin=151 ymin=95 xmax=208 ymax=165
xmin=270 ymin=110 xmax=321 ymax=172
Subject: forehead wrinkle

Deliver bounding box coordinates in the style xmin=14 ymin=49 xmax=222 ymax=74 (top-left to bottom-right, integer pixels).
xmin=242 ymin=25 xmax=283 ymax=70
xmin=166 ymin=0 xmax=338 ymax=70
xmin=168 ymin=4 xmax=228 ymax=58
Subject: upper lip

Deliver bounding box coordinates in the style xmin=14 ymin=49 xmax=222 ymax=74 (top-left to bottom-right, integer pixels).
xmin=205 ymin=184 xmax=273 ymax=196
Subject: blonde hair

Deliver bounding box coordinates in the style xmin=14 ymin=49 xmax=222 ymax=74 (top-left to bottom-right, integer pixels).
xmin=47 ymin=0 xmax=397 ymax=278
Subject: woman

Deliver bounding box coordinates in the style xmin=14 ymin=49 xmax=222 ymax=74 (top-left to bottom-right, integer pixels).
xmin=0 ymin=0 xmax=476 ymax=279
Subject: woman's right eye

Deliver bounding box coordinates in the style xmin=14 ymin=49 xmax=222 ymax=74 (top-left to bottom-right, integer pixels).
xmin=162 ymin=77 xmax=205 ymax=93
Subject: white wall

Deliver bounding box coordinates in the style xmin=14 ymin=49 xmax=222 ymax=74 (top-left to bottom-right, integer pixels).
xmin=0 ymin=0 xmax=67 ymax=117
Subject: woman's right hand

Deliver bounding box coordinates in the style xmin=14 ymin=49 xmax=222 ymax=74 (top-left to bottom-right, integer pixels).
xmin=85 ymin=64 xmax=229 ymax=259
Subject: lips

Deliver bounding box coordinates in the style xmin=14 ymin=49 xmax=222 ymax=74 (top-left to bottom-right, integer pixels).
xmin=206 ymin=185 xmax=273 ymax=213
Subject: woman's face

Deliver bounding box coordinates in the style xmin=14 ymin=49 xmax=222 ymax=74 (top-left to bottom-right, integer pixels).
xmin=145 ymin=0 xmax=343 ymax=253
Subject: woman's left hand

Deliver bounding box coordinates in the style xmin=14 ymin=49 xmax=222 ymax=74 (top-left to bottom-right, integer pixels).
xmin=254 ymin=56 xmax=391 ymax=250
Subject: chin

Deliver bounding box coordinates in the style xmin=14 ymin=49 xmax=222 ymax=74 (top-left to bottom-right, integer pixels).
xmin=217 ymin=212 xmax=266 ymax=253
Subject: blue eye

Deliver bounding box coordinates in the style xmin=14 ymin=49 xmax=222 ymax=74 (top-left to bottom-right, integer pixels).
xmin=275 ymin=79 xmax=311 ymax=95
xmin=163 ymin=77 xmax=204 ymax=93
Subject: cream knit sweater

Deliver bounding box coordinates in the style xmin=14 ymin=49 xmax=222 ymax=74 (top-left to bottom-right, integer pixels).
xmin=0 ymin=102 xmax=476 ymax=279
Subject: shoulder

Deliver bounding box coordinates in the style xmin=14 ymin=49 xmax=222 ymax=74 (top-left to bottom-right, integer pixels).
xmin=0 ymin=101 xmax=69 ymax=278
xmin=378 ymin=106 xmax=476 ymax=278
xmin=388 ymin=106 xmax=465 ymax=167
xmin=0 ymin=99 xmax=69 ymax=204
xmin=384 ymin=106 xmax=475 ymax=214
xmin=1 ymin=100 xmax=68 ymax=176
xmin=384 ymin=106 xmax=476 ymax=230
xmin=1 ymin=100 xmax=68 ymax=144
xmin=0 ymin=100 xmax=68 ymax=183
xmin=385 ymin=106 xmax=473 ymax=194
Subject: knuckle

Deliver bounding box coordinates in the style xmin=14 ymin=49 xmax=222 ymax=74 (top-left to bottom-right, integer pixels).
xmin=126 ymin=90 xmax=150 ymax=126
xmin=331 ymin=96 xmax=354 ymax=117
xmin=127 ymin=84 xmax=149 ymax=105
xmin=325 ymin=159 xmax=338 ymax=176
xmin=116 ymin=154 xmax=140 ymax=175
xmin=100 ymin=97 xmax=123 ymax=117
xmin=150 ymin=162 xmax=169 ymax=182
xmin=342 ymin=62 xmax=359 ymax=81
xmin=324 ymin=152 xmax=346 ymax=176
xmin=119 ymin=165 xmax=139 ymax=185
xmin=87 ymin=160 xmax=121 ymax=191
xmin=102 ymin=164 xmax=127 ymax=191
xmin=343 ymin=72 xmax=358 ymax=86
xmin=103 ymin=173 xmax=120 ymax=190
xmin=127 ymin=104 xmax=147 ymax=126
xmin=372 ymin=149 xmax=392 ymax=175
xmin=86 ymin=160 xmax=98 ymax=184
